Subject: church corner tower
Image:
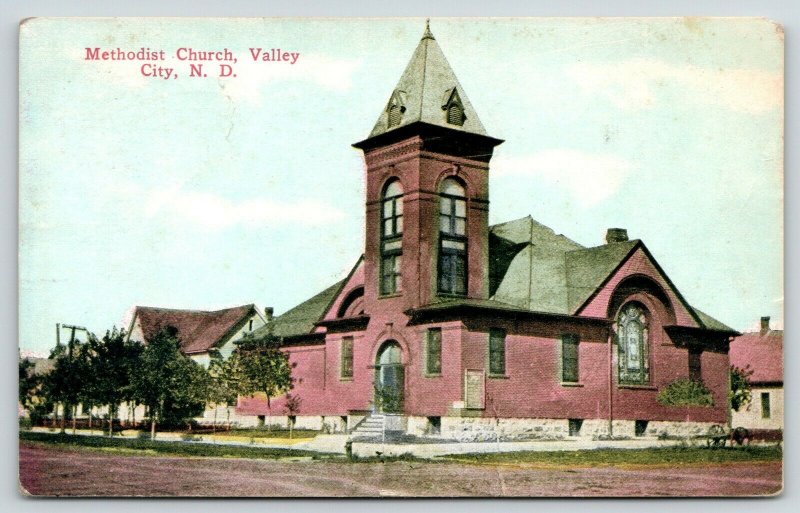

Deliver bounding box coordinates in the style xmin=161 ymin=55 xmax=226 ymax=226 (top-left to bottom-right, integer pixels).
xmin=353 ymin=21 xmax=504 ymax=312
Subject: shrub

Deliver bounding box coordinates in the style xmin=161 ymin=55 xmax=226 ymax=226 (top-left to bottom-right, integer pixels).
xmin=657 ymin=379 xmax=714 ymax=407
xmin=373 ymin=385 xmax=403 ymax=413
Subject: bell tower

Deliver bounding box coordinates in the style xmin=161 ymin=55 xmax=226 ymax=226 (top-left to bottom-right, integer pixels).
xmin=353 ymin=21 xmax=503 ymax=313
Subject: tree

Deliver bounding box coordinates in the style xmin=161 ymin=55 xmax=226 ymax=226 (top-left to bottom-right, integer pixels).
xmin=160 ymin=356 xmax=210 ymax=429
xmin=43 ymin=343 xmax=89 ymax=433
xmin=18 ymin=358 xmax=39 ymax=413
xmin=730 ymin=364 xmax=754 ymax=412
xmin=207 ymin=352 xmax=241 ymax=432
xmin=284 ymin=393 xmax=302 ymax=439
xmin=132 ymin=327 xmax=209 ymax=439
xmin=19 ymin=358 xmax=50 ymax=424
xmin=74 ymin=342 xmax=99 ymax=433
xmin=230 ymin=332 xmax=294 ymax=429
xmin=85 ymin=328 xmax=142 ymax=437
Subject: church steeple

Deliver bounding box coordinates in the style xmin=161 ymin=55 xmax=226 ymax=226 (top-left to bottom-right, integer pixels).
xmin=363 ymin=20 xmax=490 ymax=140
xmin=354 ymin=22 xmax=502 ymax=311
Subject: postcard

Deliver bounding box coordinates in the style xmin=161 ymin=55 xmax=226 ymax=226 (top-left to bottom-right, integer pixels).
xmin=18 ymin=17 xmax=783 ymax=497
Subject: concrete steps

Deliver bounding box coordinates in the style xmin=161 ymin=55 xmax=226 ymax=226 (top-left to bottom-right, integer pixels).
xmin=351 ymin=414 xmax=385 ymax=437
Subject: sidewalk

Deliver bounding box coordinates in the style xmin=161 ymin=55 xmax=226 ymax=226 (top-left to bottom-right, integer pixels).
xmin=29 ymin=427 xmax=699 ymax=459
xmin=349 ymin=438 xmax=687 ymax=459
xmin=28 ymin=426 xmax=317 ymax=448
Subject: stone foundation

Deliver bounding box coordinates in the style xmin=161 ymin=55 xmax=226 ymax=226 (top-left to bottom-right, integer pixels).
xmin=229 ymin=414 xmax=718 ymax=440
xmin=429 ymin=417 xmax=719 ymax=442
xmin=321 ymin=415 xmax=349 ymax=433
xmin=407 ymin=416 xmax=435 ymax=436
xmin=645 ymin=421 xmax=717 ymax=438
xmin=442 ymin=417 xmax=569 ymax=442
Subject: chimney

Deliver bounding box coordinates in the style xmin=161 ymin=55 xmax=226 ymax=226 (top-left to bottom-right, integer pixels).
xmin=606 ymin=228 xmax=628 ymax=244
xmin=760 ymin=316 xmax=770 ymax=335
xmin=264 ymin=307 xmax=274 ymax=335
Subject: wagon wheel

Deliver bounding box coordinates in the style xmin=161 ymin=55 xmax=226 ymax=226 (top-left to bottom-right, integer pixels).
xmin=732 ymin=427 xmax=751 ymax=446
xmin=707 ymin=424 xmax=725 ymax=448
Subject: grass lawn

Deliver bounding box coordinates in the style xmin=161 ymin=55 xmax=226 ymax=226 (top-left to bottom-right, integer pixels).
xmin=442 ymin=445 xmax=783 ymax=468
xmin=21 ymin=431 xmax=782 ymax=469
xmin=19 ymin=431 xmax=331 ymax=460
xmin=211 ymin=428 xmax=319 ymax=439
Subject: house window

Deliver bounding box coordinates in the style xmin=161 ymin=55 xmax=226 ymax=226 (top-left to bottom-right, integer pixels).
xmin=761 ymin=392 xmax=771 ymax=419
xmin=488 ymin=328 xmax=506 ymax=376
xmin=425 ymin=328 xmax=442 ymax=376
xmin=340 ymin=337 xmax=353 ymax=379
xmin=617 ymin=303 xmax=650 ymax=385
xmin=635 ymin=420 xmax=649 ymax=437
xmin=380 ymin=179 xmax=403 ymax=295
xmin=568 ymin=419 xmax=583 ymax=437
xmin=438 ymin=178 xmax=467 ymax=295
xmin=561 ymin=334 xmax=580 ymax=383
xmin=688 ymin=347 xmax=702 ymax=381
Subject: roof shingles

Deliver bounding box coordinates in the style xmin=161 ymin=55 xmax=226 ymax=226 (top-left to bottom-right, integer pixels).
xmin=730 ymin=330 xmax=783 ymax=384
xmin=267 ymin=215 xmax=733 ymax=342
xmin=367 ymin=25 xmax=487 ymax=139
xmin=133 ymin=305 xmax=256 ymax=354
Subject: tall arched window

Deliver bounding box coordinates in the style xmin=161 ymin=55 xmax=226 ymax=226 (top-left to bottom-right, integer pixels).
xmin=380 ymin=179 xmax=403 ymax=295
xmin=438 ymin=177 xmax=467 ymax=295
xmin=617 ymin=303 xmax=650 ymax=384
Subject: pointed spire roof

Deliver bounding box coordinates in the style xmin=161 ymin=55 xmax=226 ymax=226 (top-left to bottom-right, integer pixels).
xmin=366 ymin=21 xmax=488 ymax=139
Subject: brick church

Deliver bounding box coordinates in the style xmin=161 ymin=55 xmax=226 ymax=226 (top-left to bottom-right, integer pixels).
xmin=237 ymin=23 xmax=738 ymax=440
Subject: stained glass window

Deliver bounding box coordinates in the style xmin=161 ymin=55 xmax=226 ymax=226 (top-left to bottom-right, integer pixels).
xmin=617 ymin=303 xmax=649 ymax=384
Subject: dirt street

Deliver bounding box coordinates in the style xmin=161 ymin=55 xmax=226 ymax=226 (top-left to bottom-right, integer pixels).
xmin=19 ymin=443 xmax=782 ymax=497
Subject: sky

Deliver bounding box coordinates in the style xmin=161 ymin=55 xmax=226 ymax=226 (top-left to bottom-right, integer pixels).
xmin=19 ymin=17 xmax=783 ymax=355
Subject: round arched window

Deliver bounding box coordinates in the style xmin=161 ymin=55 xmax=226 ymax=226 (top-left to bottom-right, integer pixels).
xmin=380 ymin=180 xmax=403 ymax=295
xmin=438 ymin=177 xmax=467 ymax=296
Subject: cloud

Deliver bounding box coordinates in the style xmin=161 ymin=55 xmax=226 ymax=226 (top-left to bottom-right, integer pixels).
xmin=217 ymin=53 xmax=363 ymax=104
xmin=142 ymin=185 xmax=346 ymax=230
xmin=493 ymin=149 xmax=634 ymax=208
xmin=567 ymin=58 xmax=782 ymax=114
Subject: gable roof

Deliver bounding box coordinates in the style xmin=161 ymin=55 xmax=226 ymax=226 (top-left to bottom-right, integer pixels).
xmin=488 ymin=216 xmax=732 ymax=332
xmin=131 ymin=304 xmax=256 ymax=355
xmin=264 ymin=280 xmax=347 ymax=339
xmin=265 ymin=215 xmax=733 ymax=339
xmin=366 ymin=22 xmax=487 ymax=139
xmin=565 ymin=240 xmax=640 ymax=313
xmin=691 ymin=307 xmax=736 ymax=333
xmin=730 ymin=328 xmax=783 ymax=384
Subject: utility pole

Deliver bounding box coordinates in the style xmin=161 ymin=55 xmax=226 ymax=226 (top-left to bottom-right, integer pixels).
xmin=57 ymin=324 xmax=88 ymax=434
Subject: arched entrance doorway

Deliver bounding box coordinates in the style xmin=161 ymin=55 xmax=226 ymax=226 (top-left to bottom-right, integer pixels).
xmin=375 ymin=341 xmax=404 ymax=413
